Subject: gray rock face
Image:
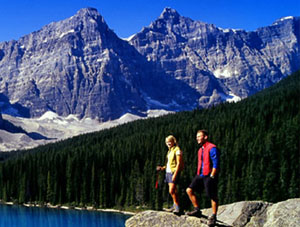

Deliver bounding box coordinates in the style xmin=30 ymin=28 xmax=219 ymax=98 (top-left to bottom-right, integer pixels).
xmin=125 ymin=210 xmax=210 ymax=227
xmin=129 ymin=8 xmax=300 ymax=107
xmin=125 ymin=199 xmax=300 ymax=227
xmin=0 ymin=112 xmax=3 ymax=128
xmin=247 ymin=198 xmax=300 ymax=227
xmin=0 ymin=7 xmax=299 ymax=120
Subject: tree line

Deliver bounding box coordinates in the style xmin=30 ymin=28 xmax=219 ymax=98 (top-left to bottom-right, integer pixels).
xmin=0 ymin=70 xmax=299 ymax=211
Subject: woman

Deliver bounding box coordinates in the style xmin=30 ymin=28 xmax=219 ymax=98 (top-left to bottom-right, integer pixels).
xmin=157 ymin=135 xmax=183 ymax=214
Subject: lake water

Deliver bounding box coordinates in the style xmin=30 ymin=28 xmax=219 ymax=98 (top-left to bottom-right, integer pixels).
xmin=0 ymin=204 xmax=131 ymax=227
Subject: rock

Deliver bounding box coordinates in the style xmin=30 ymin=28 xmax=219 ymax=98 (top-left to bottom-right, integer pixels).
xmin=125 ymin=210 xmax=211 ymax=227
xmin=125 ymin=199 xmax=300 ymax=227
xmin=0 ymin=112 xmax=3 ymax=128
xmin=204 ymin=201 xmax=271 ymax=226
xmin=247 ymin=198 xmax=300 ymax=227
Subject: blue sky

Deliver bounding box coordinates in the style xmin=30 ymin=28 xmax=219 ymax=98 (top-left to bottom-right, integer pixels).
xmin=0 ymin=0 xmax=299 ymax=42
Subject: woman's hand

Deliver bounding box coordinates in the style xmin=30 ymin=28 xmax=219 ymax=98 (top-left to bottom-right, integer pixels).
xmin=156 ymin=166 xmax=164 ymax=171
xmin=172 ymin=174 xmax=177 ymax=182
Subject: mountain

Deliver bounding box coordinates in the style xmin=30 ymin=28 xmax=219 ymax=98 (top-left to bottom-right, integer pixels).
xmin=0 ymin=8 xmax=198 ymax=121
xmin=129 ymin=8 xmax=300 ymax=106
xmin=0 ymin=7 xmax=299 ymax=121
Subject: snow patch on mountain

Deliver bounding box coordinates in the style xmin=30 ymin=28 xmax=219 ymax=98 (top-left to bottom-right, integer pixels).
xmin=0 ymin=110 xmax=172 ymax=152
xmin=213 ymin=68 xmax=237 ymax=78
xmin=221 ymin=92 xmax=242 ymax=103
xmin=272 ymin=16 xmax=295 ymax=26
xmin=59 ymin=29 xmax=75 ymax=38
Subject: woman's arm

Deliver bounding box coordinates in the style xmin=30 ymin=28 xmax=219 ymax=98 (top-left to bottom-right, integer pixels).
xmin=172 ymin=154 xmax=182 ymax=181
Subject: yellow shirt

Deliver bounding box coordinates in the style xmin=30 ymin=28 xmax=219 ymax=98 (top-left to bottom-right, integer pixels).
xmin=166 ymin=146 xmax=182 ymax=173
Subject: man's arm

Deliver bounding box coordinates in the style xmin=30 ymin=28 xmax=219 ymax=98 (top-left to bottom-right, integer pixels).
xmin=210 ymin=147 xmax=220 ymax=177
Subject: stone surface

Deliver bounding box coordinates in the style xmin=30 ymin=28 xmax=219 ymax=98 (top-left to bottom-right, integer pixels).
xmin=247 ymin=198 xmax=300 ymax=227
xmin=125 ymin=210 xmax=211 ymax=227
xmin=0 ymin=112 xmax=3 ymax=128
xmin=126 ymin=199 xmax=300 ymax=227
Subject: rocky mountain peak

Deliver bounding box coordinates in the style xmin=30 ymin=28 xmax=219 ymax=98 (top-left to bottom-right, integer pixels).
xmin=159 ymin=7 xmax=181 ymax=21
xmin=0 ymin=7 xmax=199 ymax=121
xmin=130 ymin=8 xmax=300 ymax=103
xmin=272 ymin=16 xmax=295 ymax=25
xmin=71 ymin=7 xmax=108 ymax=29
xmin=75 ymin=7 xmax=99 ymax=17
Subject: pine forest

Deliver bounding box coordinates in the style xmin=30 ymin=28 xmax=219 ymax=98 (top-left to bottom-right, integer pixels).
xmin=0 ymin=70 xmax=299 ymax=211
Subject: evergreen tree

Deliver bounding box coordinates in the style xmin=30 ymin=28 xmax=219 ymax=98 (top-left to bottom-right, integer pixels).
xmin=18 ymin=174 xmax=26 ymax=204
xmin=46 ymin=171 xmax=53 ymax=203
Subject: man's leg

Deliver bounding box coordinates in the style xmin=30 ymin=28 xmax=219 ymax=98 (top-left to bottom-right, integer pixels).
xmin=205 ymin=177 xmax=218 ymax=225
xmin=186 ymin=187 xmax=202 ymax=216
xmin=208 ymin=200 xmax=218 ymax=226
xmin=186 ymin=187 xmax=199 ymax=208
xmin=211 ymin=198 xmax=218 ymax=215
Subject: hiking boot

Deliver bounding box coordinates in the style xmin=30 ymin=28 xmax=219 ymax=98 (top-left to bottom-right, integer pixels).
xmin=186 ymin=208 xmax=202 ymax=217
xmin=164 ymin=204 xmax=175 ymax=212
xmin=173 ymin=205 xmax=181 ymax=215
xmin=207 ymin=214 xmax=216 ymax=226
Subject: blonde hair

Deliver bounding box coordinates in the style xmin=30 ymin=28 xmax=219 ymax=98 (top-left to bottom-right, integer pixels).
xmin=165 ymin=135 xmax=177 ymax=145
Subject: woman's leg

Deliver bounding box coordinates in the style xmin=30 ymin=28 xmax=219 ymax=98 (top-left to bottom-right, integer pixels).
xmin=168 ymin=183 xmax=179 ymax=205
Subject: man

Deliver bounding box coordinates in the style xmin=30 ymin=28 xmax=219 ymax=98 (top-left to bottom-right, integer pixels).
xmin=186 ymin=130 xmax=220 ymax=226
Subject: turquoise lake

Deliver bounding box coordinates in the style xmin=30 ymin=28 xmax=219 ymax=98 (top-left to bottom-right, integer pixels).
xmin=0 ymin=204 xmax=131 ymax=227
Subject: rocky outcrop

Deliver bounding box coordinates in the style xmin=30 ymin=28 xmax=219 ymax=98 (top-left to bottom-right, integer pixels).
xmin=126 ymin=210 xmax=212 ymax=227
xmin=247 ymin=199 xmax=300 ymax=227
xmin=125 ymin=198 xmax=300 ymax=227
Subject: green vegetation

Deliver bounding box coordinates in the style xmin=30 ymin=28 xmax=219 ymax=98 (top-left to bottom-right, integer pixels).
xmin=0 ymin=71 xmax=299 ymax=210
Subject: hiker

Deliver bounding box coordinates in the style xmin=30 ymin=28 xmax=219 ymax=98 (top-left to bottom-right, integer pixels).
xmin=186 ymin=130 xmax=220 ymax=226
xmin=157 ymin=135 xmax=183 ymax=215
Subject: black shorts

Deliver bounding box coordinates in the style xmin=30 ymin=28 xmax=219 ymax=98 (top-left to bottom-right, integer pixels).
xmin=188 ymin=175 xmax=218 ymax=200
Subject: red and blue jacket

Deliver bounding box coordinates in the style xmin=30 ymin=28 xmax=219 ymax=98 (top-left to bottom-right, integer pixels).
xmin=197 ymin=141 xmax=220 ymax=176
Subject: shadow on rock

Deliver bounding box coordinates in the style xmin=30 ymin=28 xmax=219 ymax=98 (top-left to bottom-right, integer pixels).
xmin=0 ymin=119 xmax=55 ymax=141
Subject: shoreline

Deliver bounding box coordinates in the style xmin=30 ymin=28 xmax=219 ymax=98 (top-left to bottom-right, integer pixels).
xmin=0 ymin=200 xmax=135 ymax=216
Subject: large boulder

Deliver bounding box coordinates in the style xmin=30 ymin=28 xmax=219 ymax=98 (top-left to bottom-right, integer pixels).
xmin=247 ymin=198 xmax=300 ymax=227
xmin=125 ymin=210 xmax=212 ymax=227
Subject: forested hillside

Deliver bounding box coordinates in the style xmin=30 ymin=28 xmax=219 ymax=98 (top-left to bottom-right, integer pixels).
xmin=0 ymin=71 xmax=299 ymax=210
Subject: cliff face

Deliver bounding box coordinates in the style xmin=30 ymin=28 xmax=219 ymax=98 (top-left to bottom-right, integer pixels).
xmin=125 ymin=198 xmax=300 ymax=227
xmin=0 ymin=112 xmax=3 ymax=128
